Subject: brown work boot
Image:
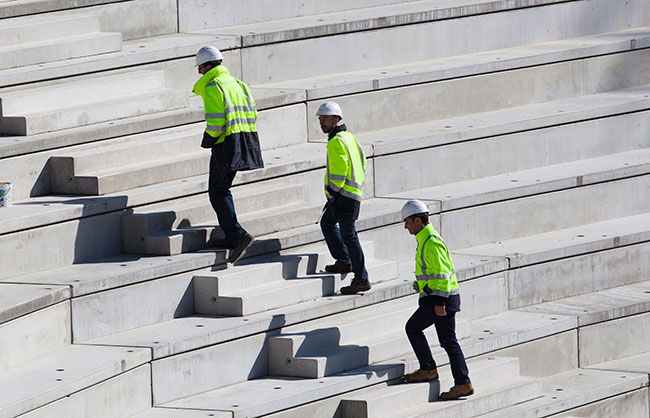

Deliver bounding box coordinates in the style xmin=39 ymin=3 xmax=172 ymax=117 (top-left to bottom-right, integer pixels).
xmin=340 ymin=279 xmax=371 ymax=294
xmin=440 ymin=383 xmax=474 ymax=400
xmin=403 ymin=369 xmax=439 ymax=383
xmin=325 ymin=261 xmax=353 ymax=273
xmin=227 ymin=233 xmax=254 ymax=264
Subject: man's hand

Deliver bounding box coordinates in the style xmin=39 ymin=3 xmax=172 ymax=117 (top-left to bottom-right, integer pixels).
xmin=413 ymin=281 xmax=419 ymax=292
xmin=434 ymin=305 xmax=446 ymax=316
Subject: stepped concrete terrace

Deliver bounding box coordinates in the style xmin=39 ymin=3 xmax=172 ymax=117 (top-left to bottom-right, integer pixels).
xmin=2 ymin=0 xmax=650 ymax=416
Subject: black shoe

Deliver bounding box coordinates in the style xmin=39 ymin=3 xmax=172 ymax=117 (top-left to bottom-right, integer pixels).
xmin=227 ymin=233 xmax=253 ymax=264
xmin=340 ymin=279 xmax=371 ymax=295
xmin=206 ymin=238 xmax=236 ymax=249
xmin=325 ymin=261 xmax=353 ymax=273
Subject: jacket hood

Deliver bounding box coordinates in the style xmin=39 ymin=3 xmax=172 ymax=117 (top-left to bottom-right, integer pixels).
xmin=192 ymin=65 xmax=230 ymax=95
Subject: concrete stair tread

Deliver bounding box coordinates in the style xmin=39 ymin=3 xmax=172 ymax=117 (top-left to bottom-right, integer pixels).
xmin=2 ymin=252 xmax=225 ymax=297
xmin=358 ymin=85 xmax=650 ymax=156
xmin=517 ymin=278 xmax=650 ymax=327
xmin=131 ymin=408 xmax=231 ymax=418
xmin=155 ymin=310 xmax=571 ymax=417
xmin=587 ymin=351 xmax=650 ymax=375
xmin=84 ymin=277 xmax=417 ymax=358
xmin=0 ymin=344 xmax=150 ymax=418
xmin=82 ymin=150 xmax=207 ymax=178
xmin=0 ymin=283 xmax=70 ymax=325
xmin=264 ymin=26 xmax=650 ymax=99
xmin=388 ymin=148 xmax=650 ymax=212
xmin=477 ymin=368 xmax=649 ymax=418
xmin=0 ymin=31 xmax=121 ymax=53
xmin=455 ymin=212 xmax=650 ymax=268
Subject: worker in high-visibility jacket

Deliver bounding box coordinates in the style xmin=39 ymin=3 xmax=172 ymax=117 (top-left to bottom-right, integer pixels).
xmin=400 ymin=200 xmax=473 ymax=400
xmin=192 ymin=45 xmax=263 ymax=264
xmin=317 ymin=102 xmax=370 ymax=295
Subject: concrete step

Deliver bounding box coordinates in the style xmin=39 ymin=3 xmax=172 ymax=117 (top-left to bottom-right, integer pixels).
xmin=0 ymin=344 xmax=150 ymax=418
xmin=442 ymin=174 xmax=650 ymax=250
xmin=152 ymin=310 xmax=573 ymax=417
xmin=0 ymin=31 xmax=122 ymax=70
xmin=0 ymin=302 xmax=70 ymax=373
xmin=0 ymin=0 xmax=124 ymax=19
xmin=388 ymin=148 xmax=650 ymax=212
xmin=131 ymin=408 xmax=230 ymax=418
xmin=1 ymin=87 xmax=189 ymax=136
xmin=229 ymin=0 xmax=650 ymax=84
xmin=477 ymin=368 xmax=649 ymax=418
xmin=340 ymin=356 xmax=527 ymax=418
xmin=0 ymin=13 xmax=101 ymax=45
xmin=122 ymin=181 xmax=310 ymax=255
xmin=213 ymin=257 xmax=398 ymax=316
xmin=18 ymin=365 xmax=151 ymax=418
xmin=264 ymin=26 xmax=650 ymax=100
xmin=0 ymin=283 xmax=70 ymax=325
xmin=267 ymin=294 xmax=470 ymax=378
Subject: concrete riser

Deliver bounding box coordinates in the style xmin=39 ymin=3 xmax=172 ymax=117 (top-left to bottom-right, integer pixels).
xmin=443 ymin=175 xmax=650 ymax=250
xmin=552 ymin=389 xmax=650 ymax=418
xmin=0 ymin=302 xmax=70 ymax=372
xmin=0 ymin=32 xmax=123 ymax=70
xmin=19 ymin=365 xmax=151 ymax=418
xmin=508 ymin=241 xmax=650 ymax=309
xmin=0 ymin=14 xmax=101 ymax=45
xmin=375 ymin=111 xmax=650 ymax=196
xmin=306 ymin=49 xmax=650 ymax=140
xmin=243 ymin=0 xmax=650 ymax=85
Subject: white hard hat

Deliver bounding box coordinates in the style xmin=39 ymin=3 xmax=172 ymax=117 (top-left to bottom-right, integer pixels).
xmin=316 ymin=101 xmax=343 ymax=118
xmin=401 ymin=200 xmax=429 ymax=220
xmin=196 ymin=45 xmax=224 ymax=67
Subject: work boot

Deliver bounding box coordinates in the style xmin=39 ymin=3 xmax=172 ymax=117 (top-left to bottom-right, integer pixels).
xmin=403 ymin=369 xmax=439 ymax=383
xmin=340 ymin=279 xmax=371 ymax=295
xmin=227 ymin=233 xmax=253 ymax=264
xmin=439 ymin=383 xmax=474 ymax=400
xmin=325 ymin=261 xmax=353 ymax=273
xmin=206 ymin=238 xmax=236 ymax=249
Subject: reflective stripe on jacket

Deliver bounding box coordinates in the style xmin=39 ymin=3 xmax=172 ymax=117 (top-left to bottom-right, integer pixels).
xmin=415 ymin=223 xmax=459 ymax=298
xmin=192 ymin=65 xmax=257 ymax=146
xmin=324 ymin=130 xmax=366 ymax=201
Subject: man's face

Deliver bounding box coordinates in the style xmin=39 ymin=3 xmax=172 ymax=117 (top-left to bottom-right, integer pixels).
xmin=404 ymin=216 xmax=424 ymax=235
xmin=198 ymin=63 xmax=211 ymax=75
xmin=319 ymin=115 xmax=339 ymax=133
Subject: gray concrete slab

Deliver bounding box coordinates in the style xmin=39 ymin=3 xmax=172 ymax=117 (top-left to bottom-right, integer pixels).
xmin=0 ymin=283 xmax=70 ymax=325
xmin=518 ymin=280 xmax=650 ymax=327
xmin=478 ymin=368 xmax=649 ymax=418
xmin=579 ymin=311 xmax=650 ymax=367
xmin=0 ymin=344 xmax=150 ymax=418
xmin=550 ymin=389 xmax=649 ymax=418
xmin=0 ymin=302 xmax=70 ymax=373
xmin=264 ymin=27 xmax=650 ymax=100
xmin=21 ymin=365 xmax=151 ymax=418
xmin=5 ymin=251 xmax=222 ymax=297
xmin=0 ymin=0 xmax=123 ymax=19
xmin=385 ymin=148 xmax=650 ymax=213
xmin=132 ymin=408 xmax=231 ymax=418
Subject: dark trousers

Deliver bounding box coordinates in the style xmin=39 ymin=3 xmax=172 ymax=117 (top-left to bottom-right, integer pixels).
xmin=208 ymin=155 xmax=245 ymax=243
xmin=405 ymin=296 xmax=470 ymax=385
xmin=320 ymin=197 xmax=368 ymax=281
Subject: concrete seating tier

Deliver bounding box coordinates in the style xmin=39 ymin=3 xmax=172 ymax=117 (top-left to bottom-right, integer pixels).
xmin=0 ymin=70 xmax=188 ymax=136
xmin=0 ymin=13 xmax=121 ymax=70
xmin=0 ymin=0 xmax=124 ymax=19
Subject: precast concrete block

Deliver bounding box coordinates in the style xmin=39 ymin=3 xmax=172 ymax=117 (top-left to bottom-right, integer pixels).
xmin=0 ymin=212 xmax=122 ymax=279
xmin=552 ymin=389 xmax=650 ymax=418
xmin=21 ymin=365 xmax=151 ymax=418
xmin=441 ymin=174 xmax=650 ymax=250
xmin=373 ymin=111 xmax=650 ymax=195
xmin=179 ymin=0 xmax=418 ymax=31
xmin=518 ymin=280 xmax=650 ymax=327
xmin=0 ymin=32 xmax=123 ymax=70
xmin=457 ymin=273 xmax=508 ymax=320
xmin=507 ymin=241 xmax=650 ymax=309
xmin=305 ymin=48 xmax=650 ymax=140
xmin=0 ymin=344 xmax=150 ymax=418
xmin=0 ymin=14 xmax=101 ymax=46
xmin=0 ymin=283 xmax=69 ymax=325
xmin=492 ymin=330 xmax=578 ymax=377
xmin=246 ymin=0 xmax=650 ymax=85
xmin=151 ymin=332 xmax=268 ymax=404
xmin=579 ymin=311 xmax=650 ymax=367
xmin=0 ymin=301 xmax=70 ymax=373
xmin=0 ymin=0 xmax=124 ymax=20
xmin=256 ymin=103 xmax=308 ymax=150
xmin=132 ymin=408 xmax=231 ymax=418
xmin=72 ymin=272 xmax=195 ymax=341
